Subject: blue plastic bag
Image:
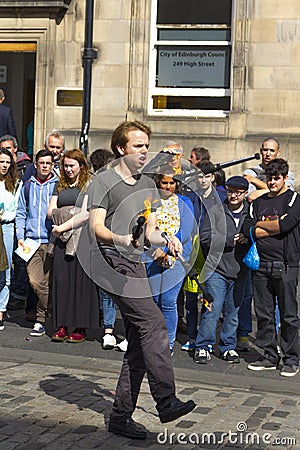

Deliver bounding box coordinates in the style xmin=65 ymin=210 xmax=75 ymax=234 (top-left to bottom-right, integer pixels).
xmin=242 ymin=227 xmax=260 ymax=270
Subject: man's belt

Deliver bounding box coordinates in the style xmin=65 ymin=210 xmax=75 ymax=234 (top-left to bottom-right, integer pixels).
xmin=100 ymin=247 xmax=141 ymax=263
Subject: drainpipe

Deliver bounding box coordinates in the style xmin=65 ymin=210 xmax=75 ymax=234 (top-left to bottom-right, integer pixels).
xmin=80 ymin=0 xmax=98 ymax=157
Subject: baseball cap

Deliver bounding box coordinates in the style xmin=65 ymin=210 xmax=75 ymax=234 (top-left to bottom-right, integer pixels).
xmin=225 ymin=176 xmax=249 ymax=190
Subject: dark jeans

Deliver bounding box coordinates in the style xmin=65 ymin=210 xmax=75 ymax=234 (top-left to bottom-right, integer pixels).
xmin=107 ymin=255 xmax=176 ymax=420
xmin=11 ymin=252 xmax=29 ymax=302
xmin=0 ymin=271 xmax=5 ymax=292
xmin=235 ymin=270 xmax=253 ymax=337
xmin=177 ymin=284 xmax=185 ymax=320
xmin=252 ymin=265 xmax=299 ymax=366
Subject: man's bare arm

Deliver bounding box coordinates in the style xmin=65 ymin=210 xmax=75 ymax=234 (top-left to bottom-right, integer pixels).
xmin=255 ymin=219 xmax=280 ymax=234
xmin=247 ymin=188 xmax=269 ymax=203
xmin=254 ymin=227 xmax=278 ymax=239
xmin=89 ymin=208 xmax=131 ymax=247
xmin=244 ymin=174 xmax=267 ymax=190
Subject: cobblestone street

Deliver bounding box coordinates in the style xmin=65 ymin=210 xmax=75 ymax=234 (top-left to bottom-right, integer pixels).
xmin=0 ymin=355 xmax=299 ymax=449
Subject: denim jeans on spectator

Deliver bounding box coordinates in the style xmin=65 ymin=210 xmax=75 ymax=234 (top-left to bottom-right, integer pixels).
xmin=146 ymin=260 xmax=186 ymax=350
xmin=0 ymin=223 xmax=14 ymax=312
xmin=195 ymin=271 xmax=239 ymax=354
xmin=99 ymin=288 xmax=116 ymax=329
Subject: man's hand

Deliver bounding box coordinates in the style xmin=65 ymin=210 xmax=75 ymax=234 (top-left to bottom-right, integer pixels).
xmin=167 ymin=235 xmax=182 ymax=256
xmin=114 ymin=234 xmax=133 ymax=249
xmin=152 ymin=248 xmax=166 ymax=260
xmin=18 ymin=239 xmax=26 ymax=250
xmin=234 ymin=233 xmax=248 ymax=245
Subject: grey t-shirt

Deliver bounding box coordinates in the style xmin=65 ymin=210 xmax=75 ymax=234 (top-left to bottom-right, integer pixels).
xmin=88 ymin=167 xmax=160 ymax=259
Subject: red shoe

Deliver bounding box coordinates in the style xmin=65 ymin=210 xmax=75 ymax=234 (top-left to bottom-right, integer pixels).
xmin=66 ymin=328 xmax=86 ymax=343
xmin=52 ymin=326 xmax=68 ymax=342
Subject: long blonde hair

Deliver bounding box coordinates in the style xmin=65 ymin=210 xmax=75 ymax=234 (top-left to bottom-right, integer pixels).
xmin=57 ymin=149 xmax=90 ymax=192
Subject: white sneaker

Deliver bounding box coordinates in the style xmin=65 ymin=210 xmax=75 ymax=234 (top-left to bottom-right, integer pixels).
xmin=115 ymin=339 xmax=128 ymax=352
xmin=181 ymin=340 xmax=196 ymax=351
xmin=30 ymin=322 xmax=46 ymax=337
xmin=102 ymin=333 xmax=116 ymax=349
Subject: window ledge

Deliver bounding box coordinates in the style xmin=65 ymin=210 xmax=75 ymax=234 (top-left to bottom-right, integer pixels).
xmin=0 ymin=1 xmax=72 ymax=24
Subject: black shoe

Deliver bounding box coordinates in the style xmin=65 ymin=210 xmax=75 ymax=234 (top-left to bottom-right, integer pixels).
xmin=221 ymin=349 xmax=240 ymax=364
xmin=108 ymin=417 xmax=147 ymax=439
xmin=159 ymin=398 xmax=196 ymax=423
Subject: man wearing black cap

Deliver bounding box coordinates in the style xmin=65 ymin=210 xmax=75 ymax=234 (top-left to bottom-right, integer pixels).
xmin=194 ymin=176 xmax=250 ymax=364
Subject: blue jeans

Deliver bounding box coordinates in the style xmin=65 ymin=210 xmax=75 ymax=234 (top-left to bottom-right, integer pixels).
xmin=0 ymin=223 xmax=14 ymax=312
xmin=99 ymin=288 xmax=116 ymax=329
xmin=146 ymin=260 xmax=186 ymax=350
xmin=195 ymin=272 xmax=239 ymax=354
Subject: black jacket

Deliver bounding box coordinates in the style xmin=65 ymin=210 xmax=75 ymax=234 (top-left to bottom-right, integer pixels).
xmin=0 ymin=104 xmax=17 ymax=139
xmin=200 ymin=200 xmax=249 ymax=279
xmin=242 ymin=190 xmax=300 ymax=267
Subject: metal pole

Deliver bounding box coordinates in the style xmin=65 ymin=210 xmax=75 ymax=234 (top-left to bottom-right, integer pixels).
xmin=80 ymin=0 xmax=97 ymax=156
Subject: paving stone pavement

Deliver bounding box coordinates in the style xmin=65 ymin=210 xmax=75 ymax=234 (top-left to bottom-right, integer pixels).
xmin=0 ymin=359 xmax=299 ymax=450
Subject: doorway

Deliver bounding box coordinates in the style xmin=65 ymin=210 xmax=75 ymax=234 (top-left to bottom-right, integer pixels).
xmin=0 ymin=42 xmax=36 ymax=154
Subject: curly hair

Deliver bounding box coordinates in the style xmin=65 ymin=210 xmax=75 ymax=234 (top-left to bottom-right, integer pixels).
xmin=57 ymin=149 xmax=90 ymax=192
xmin=0 ymin=148 xmax=19 ymax=192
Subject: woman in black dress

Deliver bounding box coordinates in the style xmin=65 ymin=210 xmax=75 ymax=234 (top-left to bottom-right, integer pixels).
xmin=48 ymin=149 xmax=98 ymax=342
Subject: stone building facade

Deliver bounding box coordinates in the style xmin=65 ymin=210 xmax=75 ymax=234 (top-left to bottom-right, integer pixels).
xmin=0 ymin=0 xmax=299 ymax=182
